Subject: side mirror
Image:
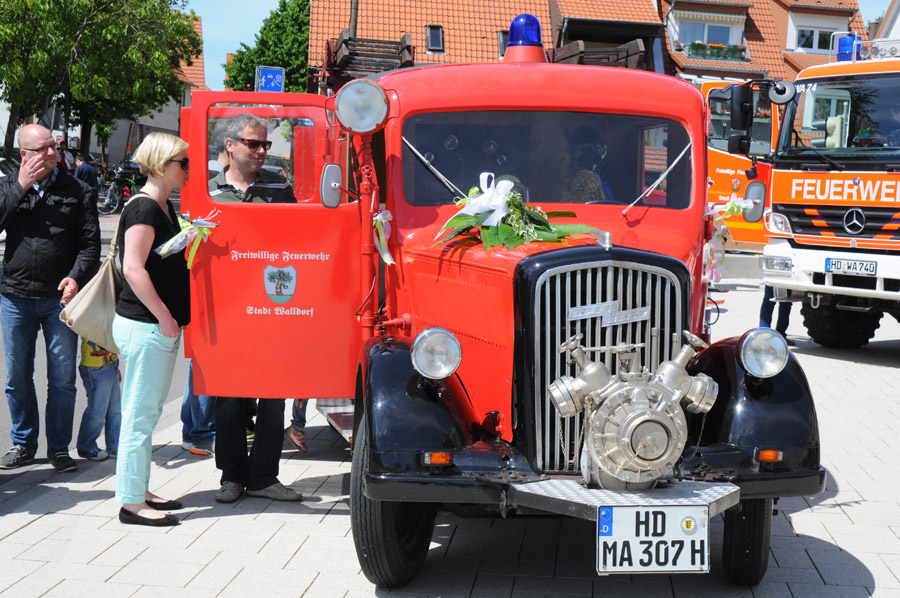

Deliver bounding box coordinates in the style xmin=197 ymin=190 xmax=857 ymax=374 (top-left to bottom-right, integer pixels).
xmin=767 ymin=80 xmax=796 ymax=105
xmin=728 ymin=134 xmax=751 ymax=155
xmin=320 ymin=163 xmax=343 ymax=208
xmin=742 ymin=180 xmax=766 ymax=223
xmin=730 ymin=84 xmax=753 ymax=131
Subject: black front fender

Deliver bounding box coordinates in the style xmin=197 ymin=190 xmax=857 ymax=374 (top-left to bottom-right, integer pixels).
xmin=684 ymin=335 xmax=824 ymax=497
xmin=359 ymin=339 xmax=477 ymax=476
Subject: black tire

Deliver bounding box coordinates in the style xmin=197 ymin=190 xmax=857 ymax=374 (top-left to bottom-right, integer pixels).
xmin=350 ymin=413 xmax=436 ymax=588
xmin=801 ymin=300 xmax=882 ymax=348
xmin=97 ymin=184 xmax=122 ymax=215
xmin=722 ymin=498 xmax=772 ymax=586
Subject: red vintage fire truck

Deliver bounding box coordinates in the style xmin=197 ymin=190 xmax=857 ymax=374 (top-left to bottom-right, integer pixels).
xmin=181 ymin=14 xmax=823 ymax=589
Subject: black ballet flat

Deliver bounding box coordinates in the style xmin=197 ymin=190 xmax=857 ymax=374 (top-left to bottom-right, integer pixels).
xmin=145 ymin=499 xmax=184 ymax=511
xmin=119 ymin=507 xmax=179 ymax=527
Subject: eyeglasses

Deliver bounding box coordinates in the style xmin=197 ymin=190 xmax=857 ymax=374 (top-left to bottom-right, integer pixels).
xmin=235 ymin=138 xmax=272 ymax=151
xmin=21 ymin=144 xmax=57 ymax=154
xmin=166 ymin=157 xmax=190 ymax=170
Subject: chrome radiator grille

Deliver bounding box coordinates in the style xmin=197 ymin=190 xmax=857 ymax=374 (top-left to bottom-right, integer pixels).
xmin=532 ymin=260 xmax=685 ymax=474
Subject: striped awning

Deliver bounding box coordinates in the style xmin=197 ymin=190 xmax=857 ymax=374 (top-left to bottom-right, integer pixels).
xmin=674 ymin=10 xmax=747 ymax=24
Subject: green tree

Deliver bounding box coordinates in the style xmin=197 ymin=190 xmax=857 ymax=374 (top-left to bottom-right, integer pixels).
xmin=0 ymin=0 xmax=201 ymax=157
xmin=223 ymin=0 xmax=309 ymax=93
xmin=267 ymin=269 xmax=294 ymax=296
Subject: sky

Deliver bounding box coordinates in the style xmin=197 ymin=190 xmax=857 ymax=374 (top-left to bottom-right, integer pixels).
xmin=186 ymin=0 xmax=896 ymax=91
xmin=185 ymin=0 xmax=282 ymax=91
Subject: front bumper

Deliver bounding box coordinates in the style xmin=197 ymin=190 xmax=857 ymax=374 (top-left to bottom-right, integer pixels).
xmin=762 ymin=239 xmax=900 ymax=301
xmin=365 ymin=465 xmax=823 ymax=518
xmin=366 ymin=472 xmax=740 ymax=521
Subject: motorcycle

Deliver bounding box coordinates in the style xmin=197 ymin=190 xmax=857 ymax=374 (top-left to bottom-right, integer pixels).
xmin=97 ymin=159 xmax=147 ymax=215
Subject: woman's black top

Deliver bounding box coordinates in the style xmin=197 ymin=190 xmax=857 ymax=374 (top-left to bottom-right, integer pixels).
xmin=115 ymin=194 xmax=190 ymax=326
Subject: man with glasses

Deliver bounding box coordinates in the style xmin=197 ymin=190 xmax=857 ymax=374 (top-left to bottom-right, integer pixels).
xmin=208 ymin=114 xmax=293 ymax=204
xmin=207 ymin=114 xmax=301 ymax=504
xmin=0 ymin=124 xmax=101 ymax=472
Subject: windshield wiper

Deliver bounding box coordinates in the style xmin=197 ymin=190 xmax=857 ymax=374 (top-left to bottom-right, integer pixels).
xmin=402 ymin=137 xmax=466 ymax=200
xmin=787 ymin=146 xmax=844 ymax=171
xmin=622 ymin=143 xmax=692 ymax=216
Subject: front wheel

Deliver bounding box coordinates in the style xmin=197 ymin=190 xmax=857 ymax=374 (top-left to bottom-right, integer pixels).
xmin=97 ymin=184 xmax=122 ymax=215
xmin=350 ymin=412 xmax=436 ymax=588
xmin=722 ymin=498 xmax=772 ymax=586
xmin=801 ymin=300 xmax=882 ymax=348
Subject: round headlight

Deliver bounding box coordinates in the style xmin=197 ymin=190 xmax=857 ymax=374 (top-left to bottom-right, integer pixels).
xmin=334 ymin=79 xmax=389 ymax=134
xmin=411 ymin=328 xmax=462 ymax=380
xmin=739 ymin=328 xmax=789 ymax=378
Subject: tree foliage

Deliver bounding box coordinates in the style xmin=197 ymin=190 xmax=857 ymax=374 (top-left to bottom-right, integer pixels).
xmin=223 ymin=0 xmax=309 ymax=93
xmin=0 ymin=0 xmax=202 ymax=155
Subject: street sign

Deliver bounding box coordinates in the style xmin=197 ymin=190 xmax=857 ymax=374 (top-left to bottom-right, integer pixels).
xmin=255 ymin=66 xmax=285 ymax=92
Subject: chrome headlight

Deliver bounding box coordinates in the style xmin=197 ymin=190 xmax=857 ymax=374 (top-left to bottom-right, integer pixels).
xmin=739 ymin=328 xmax=789 ymax=378
xmin=411 ymin=328 xmax=462 ymax=380
xmin=334 ymin=79 xmax=389 ymax=134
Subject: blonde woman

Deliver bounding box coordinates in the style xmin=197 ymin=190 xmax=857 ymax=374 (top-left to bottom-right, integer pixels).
xmin=112 ymin=133 xmax=190 ymax=526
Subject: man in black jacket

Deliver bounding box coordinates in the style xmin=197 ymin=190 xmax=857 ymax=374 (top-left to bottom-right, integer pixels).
xmin=0 ymin=125 xmax=100 ymax=472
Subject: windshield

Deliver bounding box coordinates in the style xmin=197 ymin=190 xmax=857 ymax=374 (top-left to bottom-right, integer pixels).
xmin=777 ymin=74 xmax=900 ymax=163
xmin=401 ymin=111 xmax=693 ymax=210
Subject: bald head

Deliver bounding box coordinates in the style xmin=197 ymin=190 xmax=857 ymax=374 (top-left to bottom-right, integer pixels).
xmin=17 ymin=124 xmax=58 ymax=180
xmin=17 ymin=124 xmax=52 ymax=148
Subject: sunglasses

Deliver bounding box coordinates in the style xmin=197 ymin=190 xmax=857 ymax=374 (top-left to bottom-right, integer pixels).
xmin=166 ymin=157 xmax=190 ymax=170
xmin=235 ymin=137 xmax=272 ymax=151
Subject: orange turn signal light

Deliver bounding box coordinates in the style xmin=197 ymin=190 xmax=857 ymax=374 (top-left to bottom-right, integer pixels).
xmin=756 ymin=449 xmax=784 ymax=462
xmin=422 ymin=452 xmax=452 ymax=466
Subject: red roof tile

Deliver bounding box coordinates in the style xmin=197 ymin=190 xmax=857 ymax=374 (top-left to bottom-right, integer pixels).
xmin=309 ymin=1 xmax=552 ymax=68
xmin=783 ymin=0 xmax=856 ymax=10
xmin=176 ymin=16 xmax=206 ymax=90
xmin=877 ymin=0 xmax=899 ymax=36
xmin=783 ymin=50 xmax=830 ymax=73
xmin=555 ymin=0 xmax=661 ymax=24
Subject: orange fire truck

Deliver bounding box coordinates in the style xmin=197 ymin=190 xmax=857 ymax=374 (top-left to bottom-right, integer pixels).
xmin=746 ymin=38 xmax=900 ymax=347
xmin=180 ymin=14 xmax=823 ymax=588
xmin=704 ymin=82 xmax=777 ymax=251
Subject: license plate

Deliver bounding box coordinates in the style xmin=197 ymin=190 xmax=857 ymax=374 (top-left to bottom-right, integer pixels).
xmin=825 ymin=258 xmax=877 ymax=277
xmin=597 ymin=505 xmax=709 ymax=574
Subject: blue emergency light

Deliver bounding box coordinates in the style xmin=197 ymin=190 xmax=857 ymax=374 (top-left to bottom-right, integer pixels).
xmin=508 ymin=14 xmax=542 ymax=46
xmin=837 ymin=33 xmax=859 ymax=61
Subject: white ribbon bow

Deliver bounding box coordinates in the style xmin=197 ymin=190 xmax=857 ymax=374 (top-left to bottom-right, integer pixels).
xmin=436 ymin=173 xmax=514 ymax=240
xmin=462 ymin=172 xmax=513 ymax=227
xmin=373 ymin=210 xmax=395 ymax=265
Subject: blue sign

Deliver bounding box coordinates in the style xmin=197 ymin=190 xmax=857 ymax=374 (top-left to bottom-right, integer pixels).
xmin=598 ymin=507 xmax=614 ymax=536
xmin=255 ymin=66 xmax=285 ymax=92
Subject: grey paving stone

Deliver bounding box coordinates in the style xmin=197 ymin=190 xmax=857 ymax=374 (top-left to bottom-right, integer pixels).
xmin=471 ymin=572 xmax=515 ymax=598
xmin=41 ymin=579 xmax=140 ymax=597
xmin=788 ymin=583 xmax=872 ymax=598
xmin=107 ymin=559 xmax=204 ymax=587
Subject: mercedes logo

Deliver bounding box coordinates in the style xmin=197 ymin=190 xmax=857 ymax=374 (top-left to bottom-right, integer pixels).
xmin=842 ymin=208 xmax=866 ymax=235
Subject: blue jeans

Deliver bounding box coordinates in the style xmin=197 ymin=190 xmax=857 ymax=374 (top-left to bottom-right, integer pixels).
xmin=291 ymin=398 xmax=308 ymax=431
xmin=759 ymin=285 xmax=792 ymax=335
xmin=77 ymin=361 xmax=122 ymax=453
xmin=112 ymin=315 xmax=181 ymax=505
xmin=1 ymin=294 xmax=78 ymax=456
xmin=181 ymin=360 xmax=215 ymax=445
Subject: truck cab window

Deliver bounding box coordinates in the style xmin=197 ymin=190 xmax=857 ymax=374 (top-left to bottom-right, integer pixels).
xmin=207 ymin=104 xmax=332 ymax=204
xmin=401 ymin=111 xmax=692 ymax=210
